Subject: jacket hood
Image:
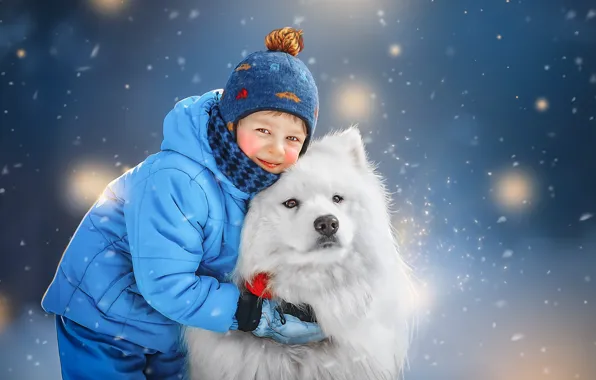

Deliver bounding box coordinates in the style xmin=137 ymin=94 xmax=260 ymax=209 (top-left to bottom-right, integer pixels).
xmin=160 ymin=90 xmax=248 ymax=200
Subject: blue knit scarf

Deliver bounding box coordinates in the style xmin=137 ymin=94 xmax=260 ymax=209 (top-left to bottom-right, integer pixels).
xmin=207 ymin=103 xmax=280 ymax=196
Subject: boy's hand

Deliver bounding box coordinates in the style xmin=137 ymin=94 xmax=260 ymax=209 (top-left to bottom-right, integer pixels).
xmin=235 ymin=292 xmax=326 ymax=345
xmin=252 ymin=299 xmax=326 ymax=345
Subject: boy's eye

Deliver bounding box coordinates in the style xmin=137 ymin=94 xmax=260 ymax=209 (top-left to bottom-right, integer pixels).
xmin=287 ymin=136 xmax=301 ymax=142
xmin=256 ymin=128 xmax=270 ymax=134
xmin=283 ymin=198 xmax=299 ymax=208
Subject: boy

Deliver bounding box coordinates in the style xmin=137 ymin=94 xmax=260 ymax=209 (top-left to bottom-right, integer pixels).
xmin=41 ymin=27 xmax=323 ymax=379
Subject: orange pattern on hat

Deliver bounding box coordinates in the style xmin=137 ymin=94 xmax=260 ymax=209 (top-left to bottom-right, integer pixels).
xmin=227 ymin=122 xmax=234 ymax=132
xmin=235 ymin=63 xmax=251 ymax=71
xmin=275 ymin=92 xmax=301 ymax=103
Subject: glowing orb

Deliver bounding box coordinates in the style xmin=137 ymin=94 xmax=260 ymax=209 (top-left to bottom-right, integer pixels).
xmin=494 ymin=171 xmax=534 ymax=210
xmin=16 ymin=49 xmax=26 ymax=59
xmin=0 ymin=294 xmax=11 ymax=334
xmin=535 ymin=97 xmax=549 ymax=112
xmin=388 ymin=44 xmax=402 ymax=57
xmin=411 ymin=282 xmax=432 ymax=314
xmin=335 ymin=83 xmax=374 ymax=122
xmin=90 ymin=0 xmax=127 ymax=14
xmin=65 ymin=163 xmax=118 ymax=213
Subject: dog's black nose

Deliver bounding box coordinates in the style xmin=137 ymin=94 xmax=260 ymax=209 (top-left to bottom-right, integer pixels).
xmin=314 ymin=214 xmax=339 ymax=236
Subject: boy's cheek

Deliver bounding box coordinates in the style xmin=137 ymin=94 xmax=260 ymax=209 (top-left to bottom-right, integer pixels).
xmin=284 ymin=147 xmax=300 ymax=165
xmin=237 ymin=132 xmax=260 ymax=157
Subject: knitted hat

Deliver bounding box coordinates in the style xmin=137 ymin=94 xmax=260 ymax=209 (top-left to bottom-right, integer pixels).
xmin=219 ymin=27 xmax=319 ymax=153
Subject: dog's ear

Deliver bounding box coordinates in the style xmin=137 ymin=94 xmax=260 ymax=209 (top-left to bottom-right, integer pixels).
xmin=338 ymin=126 xmax=368 ymax=169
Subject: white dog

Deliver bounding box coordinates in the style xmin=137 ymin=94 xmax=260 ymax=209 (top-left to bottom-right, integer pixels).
xmin=185 ymin=127 xmax=416 ymax=380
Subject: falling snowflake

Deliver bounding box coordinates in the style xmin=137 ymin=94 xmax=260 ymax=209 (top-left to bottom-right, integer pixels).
xmin=579 ymin=213 xmax=593 ymax=221
xmin=566 ymin=10 xmax=577 ymax=20
xmin=502 ymin=250 xmax=514 ymax=258
xmin=210 ymin=308 xmax=222 ymax=317
xmin=90 ymin=44 xmax=100 ymax=58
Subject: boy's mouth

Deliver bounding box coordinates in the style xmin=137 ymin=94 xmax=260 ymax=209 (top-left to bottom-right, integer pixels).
xmin=257 ymin=158 xmax=281 ymax=169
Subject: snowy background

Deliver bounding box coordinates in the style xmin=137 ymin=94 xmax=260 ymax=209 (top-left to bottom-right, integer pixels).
xmin=1 ymin=0 xmax=596 ymax=379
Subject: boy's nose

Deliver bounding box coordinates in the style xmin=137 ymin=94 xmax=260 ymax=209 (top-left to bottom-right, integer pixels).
xmin=267 ymin=141 xmax=285 ymax=157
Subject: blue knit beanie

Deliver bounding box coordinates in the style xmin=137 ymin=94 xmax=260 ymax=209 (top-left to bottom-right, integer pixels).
xmin=219 ymin=27 xmax=319 ymax=153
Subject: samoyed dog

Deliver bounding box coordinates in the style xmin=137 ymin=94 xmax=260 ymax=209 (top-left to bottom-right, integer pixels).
xmin=185 ymin=127 xmax=415 ymax=380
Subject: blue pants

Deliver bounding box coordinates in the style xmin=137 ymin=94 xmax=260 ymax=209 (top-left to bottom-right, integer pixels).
xmin=55 ymin=316 xmax=187 ymax=379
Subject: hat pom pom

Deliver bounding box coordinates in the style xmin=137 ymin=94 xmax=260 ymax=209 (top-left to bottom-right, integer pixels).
xmin=265 ymin=27 xmax=304 ymax=57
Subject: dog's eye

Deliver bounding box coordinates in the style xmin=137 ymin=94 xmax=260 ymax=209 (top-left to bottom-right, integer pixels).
xmin=332 ymin=195 xmax=344 ymax=203
xmin=283 ymin=199 xmax=299 ymax=208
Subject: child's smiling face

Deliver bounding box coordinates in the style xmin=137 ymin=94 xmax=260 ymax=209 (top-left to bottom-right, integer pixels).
xmin=236 ymin=111 xmax=307 ymax=174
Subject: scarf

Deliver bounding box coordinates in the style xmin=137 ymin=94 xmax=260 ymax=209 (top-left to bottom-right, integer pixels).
xmin=206 ymin=103 xmax=280 ymax=196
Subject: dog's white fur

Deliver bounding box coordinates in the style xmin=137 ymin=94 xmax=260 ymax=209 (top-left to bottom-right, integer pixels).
xmin=184 ymin=127 xmax=415 ymax=380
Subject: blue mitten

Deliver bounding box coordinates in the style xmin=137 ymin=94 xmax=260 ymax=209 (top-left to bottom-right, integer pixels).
xmin=251 ymin=299 xmax=326 ymax=345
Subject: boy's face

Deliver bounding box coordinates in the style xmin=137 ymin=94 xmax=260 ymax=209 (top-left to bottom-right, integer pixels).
xmin=236 ymin=111 xmax=307 ymax=174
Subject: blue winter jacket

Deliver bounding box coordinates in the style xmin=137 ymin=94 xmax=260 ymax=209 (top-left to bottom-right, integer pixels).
xmin=41 ymin=90 xmax=248 ymax=353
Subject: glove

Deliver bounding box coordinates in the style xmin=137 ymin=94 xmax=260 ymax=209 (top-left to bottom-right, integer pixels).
xmin=252 ymin=299 xmax=326 ymax=345
xmin=277 ymin=302 xmax=317 ymax=323
xmin=234 ymin=292 xmax=326 ymax=345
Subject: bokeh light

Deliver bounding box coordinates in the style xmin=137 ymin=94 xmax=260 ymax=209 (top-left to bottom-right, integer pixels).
xmin=493 ymin=170 xmax=535 ymax=210
xmin=335 ymin=82 xmax=374 ymax=123
xmin=64 ymin=162 xmax=118 ymax=214
xmin=535 ymin=97 xmax=549 ymax=112
xmin=489 ymin=343 xmax=593 ymax=380
xmin=16 ymin=49 xmax=26 ymax=59
xmin=89 ymin=0 xmax=127 ymax=15
xmin=411 ymin=280 xmax=433 ymax=316
xmin=0 ymin=293 xmax=12 ymax=334
xmin=389 ymin=43 xmax=402 ymax=57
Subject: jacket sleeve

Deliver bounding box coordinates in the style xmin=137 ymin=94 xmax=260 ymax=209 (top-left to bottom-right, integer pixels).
xmin=124 ymin=168 xmax=240 ymax=331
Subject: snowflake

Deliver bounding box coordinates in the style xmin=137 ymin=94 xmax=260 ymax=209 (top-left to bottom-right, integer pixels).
xmin=90 ymin=44 xmax=100 ymax=58
xmin=579 ymin=213 xmax=593 ymax=221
